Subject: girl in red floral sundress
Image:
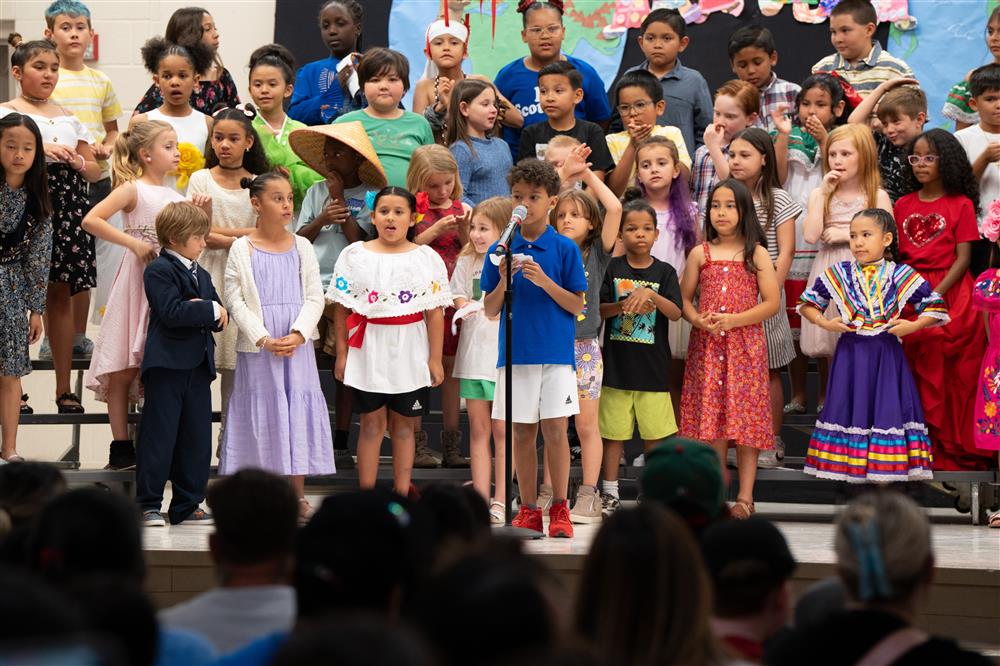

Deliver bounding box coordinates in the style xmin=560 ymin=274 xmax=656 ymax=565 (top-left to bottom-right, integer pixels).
xmin=680 ymin=179 xmax=780 ymax=519
xmin=406 ymin=144 xmax=472 ymax=468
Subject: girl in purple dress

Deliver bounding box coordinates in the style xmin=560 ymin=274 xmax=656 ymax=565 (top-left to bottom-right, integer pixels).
xmin=219 ymin=171 xmax=332 ymax=519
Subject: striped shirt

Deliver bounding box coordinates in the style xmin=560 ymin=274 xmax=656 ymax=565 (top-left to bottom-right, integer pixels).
xmin=692 ymin=143 xmax=727 ymax=214
xmin=51 ymin=66 xmax=121 ymax=177
xmin=753 ymin=73 xmax=801 ymax=133
xmin=811 ymin=42 xmax=914 ymax=97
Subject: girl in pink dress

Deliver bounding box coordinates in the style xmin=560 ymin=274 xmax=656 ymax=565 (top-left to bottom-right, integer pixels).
xmin=974 ymin=207 xmax=1000 ymax=527
xmin=680 ymin=179 xmax=780 ymax=519
xmin=406 ymin=144 xmax=472 ymax=468
xmin=82 ymin=121 xmax=188 ymax=470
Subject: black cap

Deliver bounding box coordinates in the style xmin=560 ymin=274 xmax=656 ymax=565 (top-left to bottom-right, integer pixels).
xmin=700 ymin=517 xmax=796 ymax=582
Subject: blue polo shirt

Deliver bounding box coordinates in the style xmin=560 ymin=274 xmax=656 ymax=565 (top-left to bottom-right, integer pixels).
xmin=480 ymin=225 xmax=587 ymax=367
xmin=623 ymin=58 xmax=713 ymax=156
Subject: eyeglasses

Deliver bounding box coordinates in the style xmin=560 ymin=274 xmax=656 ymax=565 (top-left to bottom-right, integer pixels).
xmin=907 ymin=154 xmax=939 ymax=165
xmin=617 ymin=100 xmax=654 ymax=116
xmin=525 ymin=24 xmax=563 ymax=37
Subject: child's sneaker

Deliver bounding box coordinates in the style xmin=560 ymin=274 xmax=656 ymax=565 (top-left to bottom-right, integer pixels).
xmin=73 ymin=335 xmax=94 ymax=359
xmin=142 ymin=511 xmax=166 ymax=527
xmin=537 ymin=484 xmax=553 ymax=511
xmin=632 ymin=453 xmax=645 ymax=467
xmin=600 ymin=491 xmax=620 ymax=517
xmin=569 ymin=485 xmax=602 ymax=524
xmin=758 ymin=437 xmax=783 ymax=469
xmin=37 ymin=337 xmax=52 ymax=361
xmin=511 ymin=505 xmax=543 ymax=533
xmin=178 ymin=508 xmax=213 ymax=526
xmin=548 ymin=501 xmax=573 ymax=538
xmin=489 ymin=500 xmax=505 ymax=525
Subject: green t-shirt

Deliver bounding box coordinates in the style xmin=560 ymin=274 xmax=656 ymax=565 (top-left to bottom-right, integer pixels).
xmin=334 ymin=109 xmax=433 ymax=187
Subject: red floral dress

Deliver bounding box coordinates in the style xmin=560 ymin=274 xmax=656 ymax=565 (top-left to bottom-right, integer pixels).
xmin=414 ymin=195 xmax=464 ymax=356
xmin=680 ymin=243 xmax=772 ymax=449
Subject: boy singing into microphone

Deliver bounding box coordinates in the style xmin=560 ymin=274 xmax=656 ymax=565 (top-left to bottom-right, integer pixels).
xmin=481 ymin=159 xmax=587 ymax=538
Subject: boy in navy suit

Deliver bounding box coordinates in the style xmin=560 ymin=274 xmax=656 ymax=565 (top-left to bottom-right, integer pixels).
xmin=137 ymin=202 xmax=228 ymax=526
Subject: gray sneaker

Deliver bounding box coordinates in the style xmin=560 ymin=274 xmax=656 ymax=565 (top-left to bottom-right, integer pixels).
xmin=142 ymin=511 xmax=166 ymax=527
xmin=569 ymin=485 xmax=602 ymax=524
xmin=599 ymin=491 xmax=620 ymax=517
xmin=73 ymin=336 xmax=94 ymax=359
xmin=537 ymin=483 xmax=553 ymax=511
xmin=37 ymin=337 xmax=52 ymax=361
xmin=758 ymin=437 xmax=783 ymax=469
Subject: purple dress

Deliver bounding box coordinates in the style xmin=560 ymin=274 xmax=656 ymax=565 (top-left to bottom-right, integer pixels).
xmin=219 ymin=247 xmax=334 ymax=476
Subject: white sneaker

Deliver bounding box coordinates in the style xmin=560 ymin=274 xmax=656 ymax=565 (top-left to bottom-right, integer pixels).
xmin=632 ymin=453 xmax=645 ymax=467
xmin=758 ymin=437 xmax=783 ymax=469
xmin=489 ymin=500 xmax=505 ymax=525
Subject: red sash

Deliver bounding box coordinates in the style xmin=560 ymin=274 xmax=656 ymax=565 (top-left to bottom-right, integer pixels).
xmin=346 ymin=312 xmax=423 ymax=348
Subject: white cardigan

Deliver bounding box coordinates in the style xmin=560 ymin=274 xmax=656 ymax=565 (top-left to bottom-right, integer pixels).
xmin=224 ymin=235 xmax=325 ymax=354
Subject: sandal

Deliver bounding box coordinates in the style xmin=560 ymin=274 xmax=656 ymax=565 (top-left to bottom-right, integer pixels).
xmin=20 ymin=394 xmax=32 ymax=415
xmin=730 ymin=500 xmax=755 ymax=520
xmin=783 ymin=400 xmax=805 ymax=415
xmin=56 ymin=392 xmax=85 ymax=414
xmin=989 ymin=511 xmax=1000 ymax=529
xmin=1 ymin=453 xmax=25 ymax=463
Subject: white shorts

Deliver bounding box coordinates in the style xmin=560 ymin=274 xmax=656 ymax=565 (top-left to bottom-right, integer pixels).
xmin=491 ymin=364 xmax=579 ymax=423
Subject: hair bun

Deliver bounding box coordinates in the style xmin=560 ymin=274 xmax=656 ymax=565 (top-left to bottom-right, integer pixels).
xmin=7 ymin=32 xmax=23 ymax=48
xmin=239 ymin=176 xmax=255 ymax=190
xmin=621 ymin=187 xmax=645 ymax=203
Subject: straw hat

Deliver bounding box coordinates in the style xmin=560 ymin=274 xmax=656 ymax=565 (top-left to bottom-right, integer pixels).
xmin=289 ymin=122 xmax=387 ymax=189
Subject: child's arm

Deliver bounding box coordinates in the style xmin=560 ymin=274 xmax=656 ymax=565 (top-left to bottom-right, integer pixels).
xmin=703 ymin=123 xmax=730 ymax=180
xmin=482 ymin=259 xmax=512 ymax=319
xmin=710 ymin=246 xmax=780 ymax=330
xmin=770 ymin=105 xmax=792 ymax=184
xmin=81 ymin=182 xmax=157 ymax=262
xmin=972 ymin=143 xmax=1000 ymax=180
xmin=145 ymin=265 xmax=217 ymax=329
xmin=73 ymin=139 xmax=102 ymax=183
xmin=799 ymin=303 xmax=853 ymax=333
xmin=803 ymin=186 xmax=828 ymax=245
xmin=451 ymin=143 xmax=475 ymax=206
xmin=848 ymin=78 xmax=919 ymax=126
xmin=581 ymin=169 xmax=623 ymax=253
xmin=520 ymin=259 xmax=585 ymax=315
xmin=333 ymin=303 xmax=349 ymax=381
xmin=93 ymin=120 xmax=119 ymax=162
xmin=289 ymin=241 xmax=326 ymax=343
xmin=692 ymin=78 xmax=714 ymax=152
xmin=414 ymin=209 xmax=467 ymax=246
xmin=933 ymin=241 xmax=972 ymax=296
xmin=680 ymin=244 xmax=718 ymax=333
xmin=222 ymin=245 xmax=270 ymax=348
xmin=426 ymin=307 xmax=445 ymax=387
xmin=774 ymin=215 xmax=796 ymax=284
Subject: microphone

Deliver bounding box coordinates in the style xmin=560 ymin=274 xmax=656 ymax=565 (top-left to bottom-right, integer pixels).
xmin=490 ymin=205 xmax=528 ymax=265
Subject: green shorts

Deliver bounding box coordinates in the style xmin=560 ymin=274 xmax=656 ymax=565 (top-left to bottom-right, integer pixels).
xmin=599 ymin=387 xmax=677 ymax=441
xmin=460 ymin=378 xmax=496 ymax=401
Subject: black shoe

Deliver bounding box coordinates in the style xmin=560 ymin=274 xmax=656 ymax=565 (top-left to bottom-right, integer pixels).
xmin=104 ymin=440 xmax=136 ymax=471
xmin=334 ymin=448 xmax=355 ymax=470
xmin=19 ymin=394 xmax=32 ymax=415
xmin=56 ymin=392 xmax=84 ymax=414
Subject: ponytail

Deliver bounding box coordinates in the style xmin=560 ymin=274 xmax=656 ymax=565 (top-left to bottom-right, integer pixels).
xmin=110 ymin=120 xmax=174 ymax=187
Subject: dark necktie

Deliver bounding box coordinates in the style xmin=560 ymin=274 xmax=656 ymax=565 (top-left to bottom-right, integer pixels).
xmin=189 ymin=261 xmax=199 ymax=286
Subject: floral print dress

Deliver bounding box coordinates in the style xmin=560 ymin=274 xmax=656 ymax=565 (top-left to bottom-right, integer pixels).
xmin=973 ymin=269 xmax=1000 ymax=451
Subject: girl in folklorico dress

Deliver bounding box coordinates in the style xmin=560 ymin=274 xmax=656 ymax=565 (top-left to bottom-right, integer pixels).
xmin=328 ymin=187 xmax=452 ymax=496
xmin=220 ymin=172 xmax=333 ymax=519
xmin=0 ymin=114 xmax=52 ymax=463
xmin=680 ymin=179 xmax=780 ymax=519
xmin=407 ymin=145 xmax=473 ymax=469
xmin=82 ymin=121 xmax=186 ymax=471
xmin=972 ymin=204 xmax=1000 ymax=527
xmin=798 ymin=209 xmax=949 ymax=483
xmin=894 ymin=129 xmax=992 ymax=471
xmin=2 ymin=36 xmax=101 ymax=416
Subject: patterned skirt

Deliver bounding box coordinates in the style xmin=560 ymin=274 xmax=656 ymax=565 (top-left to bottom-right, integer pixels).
xmin=805 ymin=333 xmax=933 ymax=483
xmin=47 ymin=163 xmax=96 ymax=294
xmin=763 ymin=290 xmax=796 ymax=369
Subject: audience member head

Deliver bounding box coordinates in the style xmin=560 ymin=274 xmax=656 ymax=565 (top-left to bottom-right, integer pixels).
xmin=65 ymin=574 xmax=157 ymax=666
xmin=0 ymin=568 xmax=82 ymax=644
xmin=295 ymin=491 xmax=416 ymax=619
xmin=728 ymin=25 xmax=778 ymax=91
xmin=271 ymin=613 xmax=432 ymax=666
xmin=205 ymin=469 xmax=298 ymax=584
xmin=0 ymin=462 xmax=66 ymax=540
xmin=575 ymin=504 xmax=723 ymax=666
xmin=640 ymin=438 xmax=727 ymax=535
xmin=411 ymin=483 xmax=490 ymax=572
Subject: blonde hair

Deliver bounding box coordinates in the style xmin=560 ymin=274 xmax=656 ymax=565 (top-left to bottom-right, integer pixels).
xmin=406 ymin=144 xmax=463 ymax=201
xmin=155 ymin=200 xmax=210 ymax=247
xmin=823 ymin=124 xmax=881 ymax=218
xmin=547 ymin=134 xmax=582 ymax=152
xmin=715 ymin=79 xmax=760 ymax=117
xmin=110 ymin=120 xmax=175 ymax=187
xmin=462 ymin=196 xmax=512 ymax=256
xmin=835 ymin=491 xmax=932 ymax=603
xmin=550 ymin=189 xmax=602 ymax=255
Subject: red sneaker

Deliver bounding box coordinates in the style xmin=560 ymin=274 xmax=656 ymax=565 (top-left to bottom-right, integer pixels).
xmin=548 ymin=501 xmax=574 ymax=538
xmin=512 ymin=505 xmax=543 ymax=533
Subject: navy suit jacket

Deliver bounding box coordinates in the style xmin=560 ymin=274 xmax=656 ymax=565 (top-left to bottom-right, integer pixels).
xmin=142 ymin=250 xmax=223 ymax=378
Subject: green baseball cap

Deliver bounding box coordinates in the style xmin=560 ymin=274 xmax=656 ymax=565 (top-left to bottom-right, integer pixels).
xmin=640 ymin=438 xmax=726 ymax=527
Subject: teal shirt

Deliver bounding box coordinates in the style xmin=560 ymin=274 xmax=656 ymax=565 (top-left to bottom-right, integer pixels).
xmin=333 ymin=109 xmax=433 ymax=187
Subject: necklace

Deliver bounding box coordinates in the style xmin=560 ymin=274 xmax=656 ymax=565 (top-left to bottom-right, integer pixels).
xmin=259 ymin=114 xmax=288 ymax=143
xmin=20 ymin=93 xmax=48 ymax=104
xmin=859 ymin=260 xmax=887 ymax=322
xmin=217 ymin=164 xmax=245 ymax=171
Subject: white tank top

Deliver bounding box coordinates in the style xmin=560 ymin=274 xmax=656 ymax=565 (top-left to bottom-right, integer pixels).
xmin=145 ymin=108 xmax=210 ymax=195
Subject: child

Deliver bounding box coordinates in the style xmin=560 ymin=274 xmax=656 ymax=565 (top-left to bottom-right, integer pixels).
xmin=810 ymin=0 xmax=914 ymax=97
xmin=328 ymin=187 xmax=453 ymax=496
xmin=629 ymin=136 xmax=698 ymax=415
xmin=334 ymin=48 xmax=434 ymax=188
xmin=495 ymin=0 xmax=612 ymax=158
xmin=132 ymin=38 xmax=213 ymax=194
xmin=552 ymin=170 xmax=622 ymax=524
xmin=450 ymin=196 xmax=509 ymax=522
xmin=801 ymin=124 xmax=891 ymax=364
xmin=956 ymin=64 xmax=1000 ymax=260
xmin=408 ymin=145 xmax=473 ymax=468
xmin=481 ymin=158 xmax=587 ymax=538
xmin=220 ymin=172 xmax=333 ymax=519
xmin=972 ymin=219 xmax=1000 ymax=525
xmin=771 ymin=73 xmax=848 ymax=413
xmin=797 ymin=209 xmax=947 ymax=482
xmin=606 ymin=70 xmax=691 ymax=197
xmin=517 ymin=62 xmax=614 ymax=181
xmin=2 ymin=35 xmax=100 ymax=416
xmin=187 ymin=106 xmax=270 ymax=438
xmin=895 ymin=129 xmax=993 ymax=472
xmin=621 ymin=8 xmax=712 ymax=156
xmin=544 ymin=134 xmax=584 ymax=188
xmin=447 ymin=79 xmax=514 ymax=205
xmin=247 ymin=45 xmax=323 ymax=213
xmin=848 ymin=78 xmax=924 ymax=203
xmin=288 ymin=0 xmax=363 ymax=125
xmin=680 ymin=179 xmax=779 ymax=519
xmin=943 ymin=6 xmax=1000 ymax=131
xmin=133 ymin=7 xmax=239 ymax=115
xmin=137 ymin=201 xmax=226 ymax=526
xmin=290 ymin=122 xmax=387 ymax=469
xmin=692 ymin=80 xmax=759 ymax=212
xmin=0 ymin=114 xmax=52 ymax=462
xmin=598 ymin=199 xmax=682 ymax=517
xmin=727 ymin=25 xmax=800 ymax=134
xmin=729 ymin=128 xmax=802 ymax=467
xmin=45 ymin=1 xmax=122 ymax=361
xmin=82 ymin=121 xmax=185 ymax=471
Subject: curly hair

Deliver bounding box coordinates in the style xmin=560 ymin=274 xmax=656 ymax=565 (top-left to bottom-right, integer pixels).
xmin=508 ymin=158 xmax=560 ymax=197
xmin=905 ymin=129 xmax=980 ymax=215
xmin=140 ymin=36 xmax=213 ymax=76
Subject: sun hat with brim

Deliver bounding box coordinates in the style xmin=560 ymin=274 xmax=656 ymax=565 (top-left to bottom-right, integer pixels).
xmin=288 ymin=122 xmax=387 ymax=189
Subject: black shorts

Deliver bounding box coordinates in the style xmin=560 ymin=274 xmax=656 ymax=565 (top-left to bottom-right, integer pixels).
xmin=353 ymin=386 xmax=429 ymax=417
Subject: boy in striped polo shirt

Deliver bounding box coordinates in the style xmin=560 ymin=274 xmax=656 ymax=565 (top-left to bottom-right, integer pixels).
xmin=811 ymin=0 xmax=913 ymax=98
